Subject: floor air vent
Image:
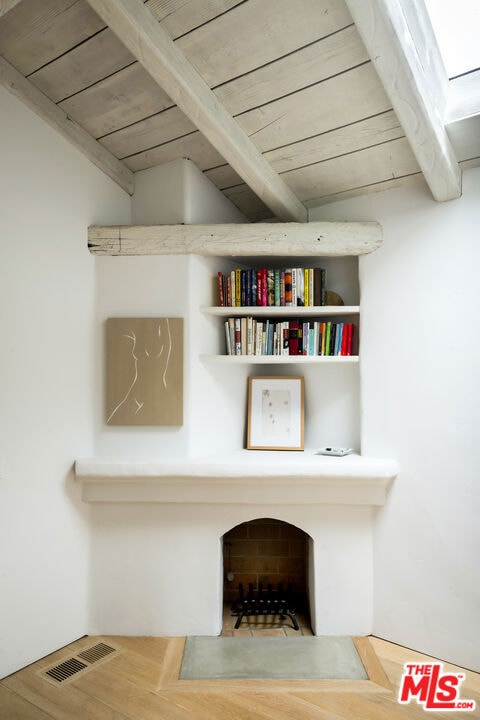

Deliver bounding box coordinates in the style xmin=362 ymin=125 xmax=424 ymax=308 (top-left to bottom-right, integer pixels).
xmin=41 ymin=641 xmax=118 ymax=686
xmin=45 ymin=657 xmax=88 ymax=683
xmin=78 ymin=642 xmax=116 ymax=664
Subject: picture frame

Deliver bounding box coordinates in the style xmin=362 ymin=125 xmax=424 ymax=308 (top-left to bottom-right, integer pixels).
xmin=106 ymin=317 xmax=183 ymax=426
xmin=247 ymin=376 xmax=304 ymax=451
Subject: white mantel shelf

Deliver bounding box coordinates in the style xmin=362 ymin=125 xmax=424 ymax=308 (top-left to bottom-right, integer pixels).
xmin=75 ymin=451 xmax=397 ymax=505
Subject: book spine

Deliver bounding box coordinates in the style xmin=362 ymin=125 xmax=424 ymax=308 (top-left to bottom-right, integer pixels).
xmin=235 ymin=269 xmax=241 ymax=307
xmin=330 ymin=323 xmax=336 ymax=356
xmin=297 ymin=321 xmax=303 ymax=355
xmin=234 ymin=318 xmax=241 ymax=355
xmin=285 ymin=268 xmax=292 ymax=306
xmin=224 ymin=320 xmax=231 ymax=354
xmin=255 ymin=321 xmax=263 ymax=355
xmin=341 ymin=322 xmax=348 ymax=355
xmin=325 ymin=321 xmax=331 ymax=356
xmin=262 ymin=320 xmax=268 ymax=355
xmin=296 ymin=268 xmax=304 ymax=306
xmin=347 ymin=323 xmax=354 ymax=355
xmin=308 ymin=324 xmax=315 ymax=356
xmin=266 ymin=269 xmax=275 ymax=306
xmin=217 ymin=272 xmax=225 ymax=306
xmin=313 ymin=321 xmax=319 ymax=356
xmin=313 ymin=267 xmax=321 ymax=307
xmin=280 ymin=270 xmax=286 ymax=306
xmin=247 ymin=316 xmax=254 ymax=355
xmin=289 ymin=320 xmax=298 ymax=355
xmin=304 ymin=269 xmax=309 ymax=307
xmin=240 ymin=317 xmax=247 ymax=354
xmin=304 ymin=321 xmax=310 ymax=355
xmin=335 ymin=322 xmax=343 ymax=355
xmin=321 ymin=268 xmax=327 ymax=305
xmin=228 ymin=317 xmax=235 ymax=355
xmin=283 ymin=321 xmax=290 ymax=355
xmin=256 ymin=269 xmax=262 ymax=306
xmin=230 ymin=270 xmax=235 ymax=307
xmin=250 ymin=269 xmax=257 ymax=307
xmin=225 ymin=275 xmax=231 ymax=307
xmin=274 ymin=269 xmax=280 ymax=306
xmin=261 ymin=268 xmax=267 ymax=306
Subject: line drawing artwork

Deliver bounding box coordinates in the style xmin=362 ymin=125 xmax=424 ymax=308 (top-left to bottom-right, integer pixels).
xmin=261 ymin=388 xmax=291 ymax=436
xmin=106 ymin=318 xmax=183 ymax=426
xmin=107 ymin=330 xmax=140 ymax=422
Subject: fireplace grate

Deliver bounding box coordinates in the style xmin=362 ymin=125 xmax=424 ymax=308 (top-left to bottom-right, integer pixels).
xmin=231 ymin=582 xmax=299 ymax=630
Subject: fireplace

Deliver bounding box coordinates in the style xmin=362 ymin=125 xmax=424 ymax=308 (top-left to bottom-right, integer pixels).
xmin=76 ymin=453 xmax=396 ymax=637
xmin=223 ymin=518 xmax=310 ymax=632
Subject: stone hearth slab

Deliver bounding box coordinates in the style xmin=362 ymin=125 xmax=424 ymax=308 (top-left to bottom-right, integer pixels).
xmin=179 ymin=635 xmax=368 ymax=680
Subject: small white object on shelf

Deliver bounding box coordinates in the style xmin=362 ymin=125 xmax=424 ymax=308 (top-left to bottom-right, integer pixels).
xmin=316 ymin=447 xmax=353 ymax=457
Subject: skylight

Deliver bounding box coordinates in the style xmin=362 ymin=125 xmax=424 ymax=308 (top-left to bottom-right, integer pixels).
xmin=423 ymin=0 xmax=480 ymax=78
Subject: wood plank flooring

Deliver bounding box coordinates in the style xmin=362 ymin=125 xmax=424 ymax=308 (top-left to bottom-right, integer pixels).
xmin=1 ymin=633 xmax=479 ymax=719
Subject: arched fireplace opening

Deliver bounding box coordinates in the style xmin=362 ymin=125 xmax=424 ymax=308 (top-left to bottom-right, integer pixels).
xmin=221 ymin=517 xmax=313 ymax=635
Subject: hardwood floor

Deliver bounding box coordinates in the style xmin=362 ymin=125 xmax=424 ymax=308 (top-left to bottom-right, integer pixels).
xmin=1 ymin=633 xmax=479 ymax=719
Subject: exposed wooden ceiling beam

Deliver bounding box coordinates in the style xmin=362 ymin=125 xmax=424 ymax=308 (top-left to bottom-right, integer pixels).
xmin=88 ymin=221 xmax=382 ymax=257
xmin=84 ymin=0 xmax=308 ymax=223
xmin=0 ymin=56 xmax=134 ymax=194
xmin=346 ymin=0 xmax=462 ymax=202
xmin=0 ymin=0 xmax=22 ymax=18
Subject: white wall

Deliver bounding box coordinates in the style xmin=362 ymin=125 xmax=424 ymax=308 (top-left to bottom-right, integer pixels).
xmin=310 ymin=166 xmax=480 ymax=671
xmin=131 ymin=159 xmax=245 ymax=225
xmin=95 ymin=158 xmax=246 ymax=459
xmin=0 ymin=87 xmax=130 ymax=678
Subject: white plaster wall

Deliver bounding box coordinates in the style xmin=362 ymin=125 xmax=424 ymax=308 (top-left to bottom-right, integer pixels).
xmin=95 ymin=158 xmax=246 ymax=458
xmin=183 ymin=159 xmax=246 ymax=223
xmin=310 ymin=166 xmax=480 ymax=671
xmin=131 ymin=161 xmax=186 ymax=225
xmin=131 ymin=159 xmax=245 ymax=225
xmin=0 ymin=87 xmax=130 ymax=678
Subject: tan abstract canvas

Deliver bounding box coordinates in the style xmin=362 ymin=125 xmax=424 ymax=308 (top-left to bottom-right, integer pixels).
xmin=106 ymin=317 xmax=183 ymax=426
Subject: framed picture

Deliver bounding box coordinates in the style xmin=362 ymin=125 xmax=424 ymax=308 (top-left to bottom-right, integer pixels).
xmin=247 ymin=376 xmax=304 ymax=450
xmin=106 ymin=317 xmax=183 ymax=426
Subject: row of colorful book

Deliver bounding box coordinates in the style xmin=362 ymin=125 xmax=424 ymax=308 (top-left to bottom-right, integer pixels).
xmin=217 ymin=267 xmax=327 ymax=307
xmin=224 ymin=318 xmax=355 ymax=356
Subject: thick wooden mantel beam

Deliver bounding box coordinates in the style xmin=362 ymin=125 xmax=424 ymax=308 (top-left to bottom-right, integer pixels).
xmin=84 ymin=0 xmax=307 ymax=223
xmin=346 ymin=0 xmax=462 ymax=202
xmin=88 ymin=222 xmax=382 ymax=257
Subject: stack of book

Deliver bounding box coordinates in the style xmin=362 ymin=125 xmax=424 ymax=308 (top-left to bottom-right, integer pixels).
xmin=217 ymin=267 xmax=327 ymax=307
xmin=224 ymin=318 xmax=355 ymax=356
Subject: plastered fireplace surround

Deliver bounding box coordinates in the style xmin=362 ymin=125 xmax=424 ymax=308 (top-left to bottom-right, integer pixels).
xmin=76 ymin=452 xmax=397 ymax=637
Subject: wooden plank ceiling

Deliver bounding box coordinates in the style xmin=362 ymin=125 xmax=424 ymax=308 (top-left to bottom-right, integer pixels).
xmin=0 ymin=0 xmax=471 ymax=221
